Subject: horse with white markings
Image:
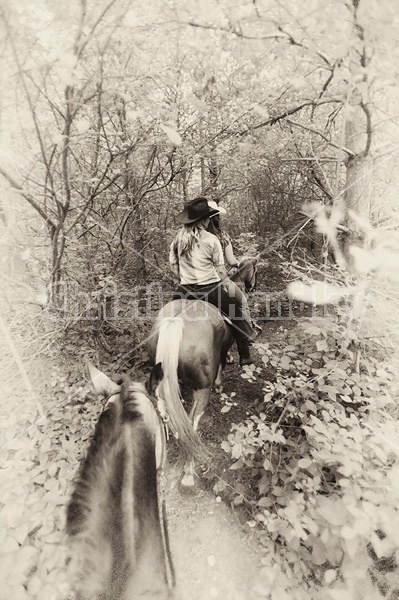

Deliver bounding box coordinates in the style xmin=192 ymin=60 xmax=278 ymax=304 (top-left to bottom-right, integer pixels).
xmin=66 ymin=363 xmax=203 ymax=599
xmin=147 ymin=257 xmax=258 ymax=490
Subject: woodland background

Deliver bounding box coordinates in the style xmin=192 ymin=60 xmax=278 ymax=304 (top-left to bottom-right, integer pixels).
xmin=1 ymin=1 xmax=399 ymax=599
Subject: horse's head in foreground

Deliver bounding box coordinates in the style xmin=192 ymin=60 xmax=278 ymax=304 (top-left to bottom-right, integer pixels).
xmin=66 ymin=363 xmax=176 ymax=600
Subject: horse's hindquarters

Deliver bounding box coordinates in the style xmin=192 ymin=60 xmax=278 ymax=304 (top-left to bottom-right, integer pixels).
xmin=148 ymin=299 xmax=234 ymax=492
xmin=149 ymin=300 xmax=230 ymax=390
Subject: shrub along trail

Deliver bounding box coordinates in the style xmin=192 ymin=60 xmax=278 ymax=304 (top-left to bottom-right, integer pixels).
xmin=0 ymin=316 xmax=272 ymax=600
xmin=204 ymin=313 xmax=399 ymax=600
xmin=0 ymin=302 xmax=293 ymax=600
xmin=2 ymin=263 xmax=399 ymax=599
xmin=0 ymin=353 xmax=100 ymax=600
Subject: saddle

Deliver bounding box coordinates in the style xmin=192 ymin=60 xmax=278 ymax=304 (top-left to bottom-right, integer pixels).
xmin=173 ymin=288 xmax=234 ymax=327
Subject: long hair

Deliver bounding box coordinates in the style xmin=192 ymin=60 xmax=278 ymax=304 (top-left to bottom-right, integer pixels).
xmin=171 ymin=217 xmax=208 ymax=258
xmin=207 ymin=214 xmax=221 ymax=237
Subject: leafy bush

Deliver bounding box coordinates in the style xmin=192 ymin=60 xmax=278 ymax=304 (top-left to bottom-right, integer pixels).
xmin=220 ymin=312 xmax=399 ymax=598
xmin=233 ymin=232 xmax=261 ymax=258
xmin=0 ymin=364 xmax=99 ymax=600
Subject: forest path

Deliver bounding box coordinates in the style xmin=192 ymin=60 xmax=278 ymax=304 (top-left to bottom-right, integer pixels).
xmin=161 ymin=318 xmax=292 ymax=600
xmin=0 ymin=260 xmax=289 ymax=599
xmin=166 ymin=473 xmax=266 ymax=600
xmin=0 ymin=309 xmax=283 ymax=600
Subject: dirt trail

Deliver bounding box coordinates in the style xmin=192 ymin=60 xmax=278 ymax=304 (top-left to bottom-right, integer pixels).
xmin=160 ymin=322 xmax=289 ymax=600
xmin=166 ymin=468 xmax=266 ymax=600
xmin=0 ymin=256 xmax=285 ymax=599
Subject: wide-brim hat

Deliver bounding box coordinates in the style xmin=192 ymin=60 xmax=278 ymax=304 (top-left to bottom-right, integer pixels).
xmin=176 ymin=196 xmax=224 ymax=224
xmin=208 ymin=200 xmax=226 ymax=216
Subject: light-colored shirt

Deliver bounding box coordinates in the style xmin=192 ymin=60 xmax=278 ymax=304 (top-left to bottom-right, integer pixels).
xmin=169 ymin=229 xmax=224 ymax=285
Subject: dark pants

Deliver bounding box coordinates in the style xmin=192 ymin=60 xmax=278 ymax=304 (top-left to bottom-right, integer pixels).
xmin=173 ymin=282 xmax=252 ymax=360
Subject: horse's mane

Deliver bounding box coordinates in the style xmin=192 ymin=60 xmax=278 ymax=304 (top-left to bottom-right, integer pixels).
xmin=66 ymin=377 xmax=160 ymax=598
xmin=229 ymin=256 xmax=252 ymax=274
xmin=238 ymin=256 xmax=255 ymax=268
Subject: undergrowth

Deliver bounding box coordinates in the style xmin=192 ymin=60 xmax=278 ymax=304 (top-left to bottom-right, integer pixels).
xmin=0 ymin=336 xmax=98 ymax=600
xmin=217 ymin=206 xmax=399 ymax=599
xmin=218 ymin=309 xmax=399 ymax=598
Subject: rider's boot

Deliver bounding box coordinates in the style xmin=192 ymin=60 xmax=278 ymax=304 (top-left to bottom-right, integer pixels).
xmin=236 ymin=337 xmax=252 ymax=367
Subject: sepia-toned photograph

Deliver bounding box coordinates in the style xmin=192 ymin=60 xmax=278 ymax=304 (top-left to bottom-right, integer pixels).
xmin=1 ymin=1 xmax=399 ymax=598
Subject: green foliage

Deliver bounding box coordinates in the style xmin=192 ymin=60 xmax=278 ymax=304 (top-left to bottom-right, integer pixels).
xmin=220 ymin=313 xmax=399 ymax=597
xmin=0 ymin=366 xmax=100 ymax=599
xmin=233 ymin=232 xmax=261 ymax=258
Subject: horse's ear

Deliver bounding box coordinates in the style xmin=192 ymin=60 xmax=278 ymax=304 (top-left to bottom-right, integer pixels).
xmin=254 ymin=253 xmax=261 ymax=264
xmin=87 ymin=362 xmax=119 ymax=396
xmin=147 ymin=362 xmax=164 ymax=396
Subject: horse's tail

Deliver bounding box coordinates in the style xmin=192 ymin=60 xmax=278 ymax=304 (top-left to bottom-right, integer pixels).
xmin=155 ymin=316 xmax=208 ymax=462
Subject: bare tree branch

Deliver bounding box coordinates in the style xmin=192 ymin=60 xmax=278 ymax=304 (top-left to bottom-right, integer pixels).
xmin=242 ymin=97 xmax=344 ymax=134
xmin=285 ymin=118 xmax=355 ymax=157
xmin=188 ymin=18 xmax=287 ymax=41
xmin=0 ymin=165 xmax=56 ymax=233
xmin=75 ymin=0 xmax=121 ymax=60
xmin=188 ymin=19 xmax=333 ymax=68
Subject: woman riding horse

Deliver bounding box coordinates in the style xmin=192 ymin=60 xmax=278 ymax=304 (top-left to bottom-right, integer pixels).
xmin=169 ymin=196 xmax=253 ymax=367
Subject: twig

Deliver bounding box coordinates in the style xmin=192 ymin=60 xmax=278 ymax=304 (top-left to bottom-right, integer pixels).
xmin=0 ymin=313 xmax=45 ymax=417
xmin=285 ymin=118 xmax=354 ymax=157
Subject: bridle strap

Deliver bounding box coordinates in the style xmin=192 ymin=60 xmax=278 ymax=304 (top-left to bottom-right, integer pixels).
xmin=103 ymin=389 xmax=121 ymax=408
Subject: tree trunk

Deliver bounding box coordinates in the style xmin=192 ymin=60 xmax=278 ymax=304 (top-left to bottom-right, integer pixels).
xmin=343 ymin=114 xmax=373 ymax=249
xmin=208 ymin=149 xmax=219 ymax=197
xmin=342 ymin=0 xmax=373 ymax=256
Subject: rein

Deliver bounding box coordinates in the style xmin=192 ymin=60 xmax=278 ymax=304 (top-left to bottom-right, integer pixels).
xmin=232 ymin=265 xmax=245 ymax=288
xmin=155 ymin=419 xmax=176 ymax=592
xmin=155 ymin=395 xmax=179 ymax=442
xmin=103 ymin=389 xmax=121 ymax=408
